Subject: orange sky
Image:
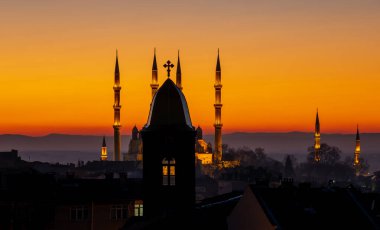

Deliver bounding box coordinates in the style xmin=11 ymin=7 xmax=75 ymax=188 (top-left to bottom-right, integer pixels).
xmin=1 ymin=0 xmax=380 ymax=136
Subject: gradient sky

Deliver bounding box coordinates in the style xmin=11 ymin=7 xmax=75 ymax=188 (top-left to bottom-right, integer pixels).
xmin=1 ymin=0 xmax=380 ymax=136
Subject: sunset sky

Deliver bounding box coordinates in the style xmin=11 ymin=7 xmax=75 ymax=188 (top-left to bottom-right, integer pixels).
xmin=1 ymin=0 xmax=380 ymax=136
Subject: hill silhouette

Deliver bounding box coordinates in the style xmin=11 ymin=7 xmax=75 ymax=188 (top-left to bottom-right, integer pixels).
xmin=1 ymin=132 xmax=379 ymax=171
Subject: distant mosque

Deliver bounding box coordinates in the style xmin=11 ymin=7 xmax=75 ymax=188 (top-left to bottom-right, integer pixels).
xmin=312 ymin=110 xmax=362 ymax=174
xmin=314 ymin=110 xmax=321 ymax=162
xmin=354 ymin=125 xmax=361 ymax=174
xmin=100 ymin=136 xmax=107 ymax=161
xmin=100 ymin=49 xmax=239 ymax=172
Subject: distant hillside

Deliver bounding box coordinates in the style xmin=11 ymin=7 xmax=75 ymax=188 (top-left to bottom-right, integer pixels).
xmin=1 ymin=132 xmax=380 ymax=170
xmin=0 ymin=133 xmax=131 ymax=152
xmin=204 ymin=132 xmax=380 ymax=156
xmin=1 ymin=132 xmax=380 ymax=156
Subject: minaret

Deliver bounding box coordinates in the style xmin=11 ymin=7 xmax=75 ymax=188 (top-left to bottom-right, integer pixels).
xmin=151 ymin=49 xmax=159 ymax=99
xmin=314 ymin=109 xmax=321 ymax=163
xmin=176 ymin=50 xmax=182 ymax=90
xmin=196 ymin=126 xmax=203 ymax=140
xmin=214 ymin=49 xmax=223 ymax=163
xmin=101 ymin=136 xmax=108 ymax=161
xmin=132 ymin=125 xmax=139 ymax=140
xmin=113 ymin=51 xmax=122 ymax=161
xmin=353 ymin=125 xmax=361 ymax=167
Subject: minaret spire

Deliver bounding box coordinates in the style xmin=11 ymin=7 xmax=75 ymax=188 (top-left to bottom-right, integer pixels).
xmin=176 ymin=50 xmax=182 ymax=90
xmin=314 ymin=109 xmax=321 ymax=163
xmin=214 ymin=49 xmax=223 ymax=164
xmin=216 ymin=48 xmax=221 ymax=72
xmin=315 ymin=109 xmax=320 ymax=133
xmin=354 ymin=125 xmax=361 ymax=172
xmin=115 ymin=50 xmax=119 ymax=74
xmin=151 ymin=48 xmax=159 ymax=99
xmin=102 ymin=136 xmax=106 ymax=147
xmin=356 ymin=124 xmax=360 ymax=141
xmin=113 ymin=50 xmax=122 ymax=161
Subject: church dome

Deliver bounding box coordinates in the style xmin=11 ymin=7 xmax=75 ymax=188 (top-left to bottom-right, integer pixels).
xmin=146 ymin=78 xmax=192 ymax=128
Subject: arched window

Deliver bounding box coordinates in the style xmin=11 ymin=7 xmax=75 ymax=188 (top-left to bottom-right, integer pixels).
xmin=162 ymin=158 xmax=175 ymax=186
xmin=134 ymin=200 xmax=143 ymax=217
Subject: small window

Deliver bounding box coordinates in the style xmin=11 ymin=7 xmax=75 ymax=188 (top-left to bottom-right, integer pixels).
xmin=70 ymin=206 xmax=89 ymax=221
xmin=162 ymin=158 xmax=175 ymax=186
xmin=134 ymin=200 xmax=143 ymax=217
xmin=110 ymin=205 xmax=127 ymax=220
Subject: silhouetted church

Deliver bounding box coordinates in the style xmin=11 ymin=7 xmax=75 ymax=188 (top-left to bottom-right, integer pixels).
xmin=141 ymin=61 xmax=196 ymax=219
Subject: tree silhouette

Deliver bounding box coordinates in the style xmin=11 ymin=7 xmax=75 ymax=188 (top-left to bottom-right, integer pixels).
xmin=284 ymin=155 xmax=295 ymax=178
xmin=300 ymin=143 xmax=357 ymax=184
xmin=307 ymin=143 xmax=341 ymax=165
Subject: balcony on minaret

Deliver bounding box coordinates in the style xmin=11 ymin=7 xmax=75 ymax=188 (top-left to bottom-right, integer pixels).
xmin=101 ymin=147 xmax=107 ymax=161
xmin=113 ymin=85 xmax=121 ymax=90
xmin=214 ymin=83 xmax=223 ymax=89
xmin=214 ymin=104 xmax=223 ymax=109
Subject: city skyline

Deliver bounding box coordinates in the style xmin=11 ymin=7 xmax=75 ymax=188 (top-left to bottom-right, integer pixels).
xmin=1 ymin=0 xmax=380 ymax=136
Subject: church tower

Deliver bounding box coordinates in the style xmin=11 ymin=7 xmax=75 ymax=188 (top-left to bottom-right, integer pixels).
xmin=150 ymin=49 xmax=159 ymax=99
xmin=353 ymin=125 xmax=361 ymax=167
xmin=176 ymin=51 xmax=182 ymax=90
xmin=314 ymin=110 xmax=321 ymax=162
xmin=100 ymin=136 xmax=107 ymax=161
xmin=113 ymin=51 xmax=122 ymax=161
xmin=141 ymin=59 xmax=196 ymax=219
xmin=214 ymin=50 xmax=223 ymax=163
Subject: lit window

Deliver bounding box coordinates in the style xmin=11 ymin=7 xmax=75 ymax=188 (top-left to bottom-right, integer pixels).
xmin=134 ymin=200 xmax=143 ymax=216
xmin=162 ymin=158 xmax=175 ymax=186
xmin=70 ymin=206 xmax=88 ymax=221
xmin=110 ymin=205 xmax=127 ymax=220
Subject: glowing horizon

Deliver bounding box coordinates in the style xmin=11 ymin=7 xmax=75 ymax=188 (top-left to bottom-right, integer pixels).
xmin=1 ymin=0 xmax=380 ymax=136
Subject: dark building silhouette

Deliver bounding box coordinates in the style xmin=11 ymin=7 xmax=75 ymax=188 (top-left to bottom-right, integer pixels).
xmin=0 ymin=150 xmax=22 ymax=168
xmin=0 ymin=169 xmax=143 ymax=230
xmin=141 ymin=66 xmax=196 ymax=219
xmin=228 ymin=184 xmax=380 ymax=230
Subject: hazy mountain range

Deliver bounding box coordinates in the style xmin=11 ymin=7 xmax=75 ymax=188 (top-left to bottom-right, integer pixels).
xmin=1 ymin=132 xmax=380 ymax=171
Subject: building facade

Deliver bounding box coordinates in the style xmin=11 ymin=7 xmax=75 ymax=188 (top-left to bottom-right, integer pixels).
xmin=141 ymin=67 xmax=196 ymax=219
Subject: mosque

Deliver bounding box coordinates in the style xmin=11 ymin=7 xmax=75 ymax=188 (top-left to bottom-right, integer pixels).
xmin=100 ymin=49 xmax=240 ymax=171
xmin=100 ymin=49 xmax=362 ymax=175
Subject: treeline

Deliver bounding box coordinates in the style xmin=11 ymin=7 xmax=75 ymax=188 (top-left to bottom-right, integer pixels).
xmin=220 ymin=143 xmax=369 ymax=186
